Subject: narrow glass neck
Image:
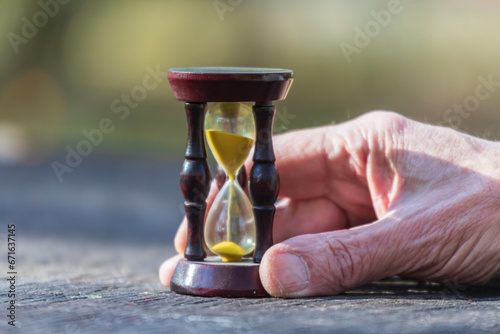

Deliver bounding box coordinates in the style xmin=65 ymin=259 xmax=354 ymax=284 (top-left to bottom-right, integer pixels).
xmin=225 ymin=175 xmax=239 ymax=187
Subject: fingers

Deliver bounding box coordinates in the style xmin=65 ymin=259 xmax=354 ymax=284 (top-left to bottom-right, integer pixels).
xmin=176 ymin=195 xmax=354 ymax=255
xmin=158 ymin=253 xmax=183 ymax=287
xmin=272 ymin=197 xmax=348 ymax=243
xmin=174 ymin=217 xmax=187 ymax=254
xmin=166 ymin=198 xmax=350 ymax=288
xmin=174 ymin=113 xmax=382 ymax=254
xmin=244 ymin=126 xmax=337 ymax=201
xmin=243 ymin=121 xmax=376 ymax=219
xmin=260 ymin=215 xmax=403 ymax=297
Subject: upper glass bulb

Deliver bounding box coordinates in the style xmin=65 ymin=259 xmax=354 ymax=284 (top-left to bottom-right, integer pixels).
xmin=204 ymin=102 xmax=255 ymax=179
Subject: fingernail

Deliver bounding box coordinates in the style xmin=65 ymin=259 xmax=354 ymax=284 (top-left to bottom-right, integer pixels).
xmin=272 ymin=253 xmax=309 ymax=295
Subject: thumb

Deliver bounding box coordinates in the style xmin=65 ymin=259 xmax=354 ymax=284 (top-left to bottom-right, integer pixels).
xmin=259 ymin=216 xmax=402 ymax=297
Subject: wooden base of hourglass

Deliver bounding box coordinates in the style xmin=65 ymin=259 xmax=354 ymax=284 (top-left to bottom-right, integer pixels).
xmin=170 ymin=257 xmax=268 ymax=297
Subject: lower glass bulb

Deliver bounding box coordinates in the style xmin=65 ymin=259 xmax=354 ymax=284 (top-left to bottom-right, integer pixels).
xmin=205 ymin=179 xmax=255 ymax=262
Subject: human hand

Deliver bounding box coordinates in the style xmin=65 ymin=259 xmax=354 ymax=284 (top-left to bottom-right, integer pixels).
xmin=159 ymin=111 xmax=500 ymax=297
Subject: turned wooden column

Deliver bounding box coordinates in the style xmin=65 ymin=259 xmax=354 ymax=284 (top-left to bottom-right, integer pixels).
xmin=249 ymin=102 xmax=279 ymax=263
xmin=180 ymin=102 xmax=211 ymax=261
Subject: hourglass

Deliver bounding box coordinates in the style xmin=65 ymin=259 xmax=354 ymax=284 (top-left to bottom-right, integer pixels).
xmin=167 ymin=67 xmax=293 ymax=297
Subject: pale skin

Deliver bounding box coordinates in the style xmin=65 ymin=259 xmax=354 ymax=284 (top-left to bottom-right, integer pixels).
xmin=159 ymin=111 xmax=500 ymax=297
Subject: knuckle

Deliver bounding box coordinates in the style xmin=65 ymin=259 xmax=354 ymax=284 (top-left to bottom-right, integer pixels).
xmin=363 ymin=110 xmax=410 ymax=134
xmin=364 ymin=110 xmax=406 ymax=124
xmin=358 ymin=111 xmax=412 ymax=154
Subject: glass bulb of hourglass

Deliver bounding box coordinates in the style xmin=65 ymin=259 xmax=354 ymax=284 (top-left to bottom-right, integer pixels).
xmin=205 ymin=180 xmax=255 ymax=262
xmin=204 ymin=102 xmax=256 ymax=262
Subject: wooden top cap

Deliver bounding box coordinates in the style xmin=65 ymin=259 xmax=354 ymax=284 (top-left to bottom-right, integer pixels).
xmin=168 ymin=67 xmax=293 ymax=102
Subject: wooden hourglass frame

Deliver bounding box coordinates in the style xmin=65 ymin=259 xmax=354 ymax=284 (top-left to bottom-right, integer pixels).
xmin=167 ymin=67 xmax=293 ymax=297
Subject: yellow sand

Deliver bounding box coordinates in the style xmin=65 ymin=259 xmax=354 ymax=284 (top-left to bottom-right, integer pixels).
xmin=206 ymin=129 xmax=254 ymax=262
xmin=212 ymin=241 xmax=247 ymax=262
xmin=206 ymin=129 xmax=254 ymax=179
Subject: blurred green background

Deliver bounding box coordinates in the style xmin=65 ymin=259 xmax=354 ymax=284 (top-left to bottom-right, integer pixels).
xmin=1 ymin=0 xmax=499 ymax=164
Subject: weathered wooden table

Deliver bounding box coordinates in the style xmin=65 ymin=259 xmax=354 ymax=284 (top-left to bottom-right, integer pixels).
xmin=1 ymin=156 xmax=499 ymax=333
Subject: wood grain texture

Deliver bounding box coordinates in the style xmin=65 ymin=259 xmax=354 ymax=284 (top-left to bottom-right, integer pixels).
xmin=249 ymin=103 xmax=279 ymax=263
xmin=11 ymin=256 xmax=500 ymax=334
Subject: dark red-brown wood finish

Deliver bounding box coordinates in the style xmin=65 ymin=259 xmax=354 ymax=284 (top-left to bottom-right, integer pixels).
xmin=249 ymin=103 xmax=279 ymax=263
xmin=168 ymin=67 xmax=293 ymax=102
xmin=170 ymin=258 xmax=268 ymax=297
xmin=179 ymin=102 xmax=210 ymax=261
